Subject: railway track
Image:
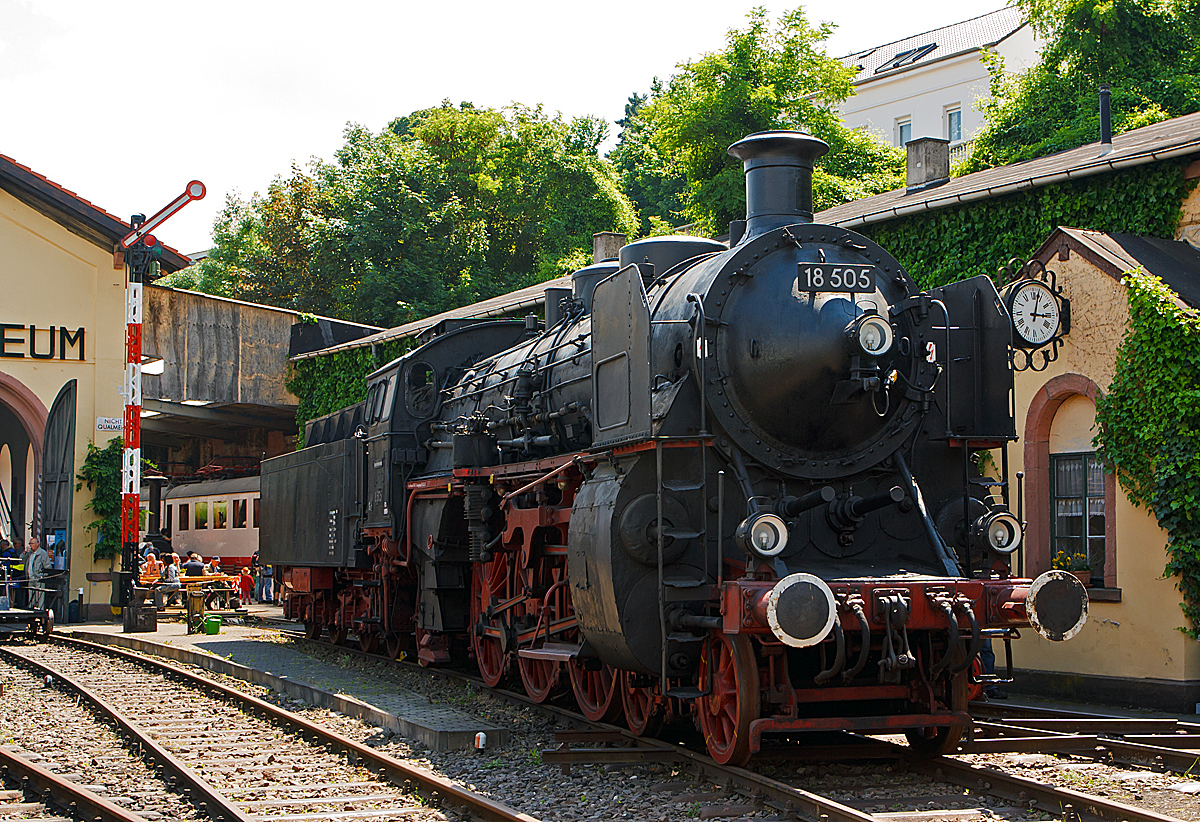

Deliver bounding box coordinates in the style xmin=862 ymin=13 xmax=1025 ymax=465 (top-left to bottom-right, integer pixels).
xmin=0 ymin=743 xmax=149 ymax=822
xmin=251 ymin=623 xmax=1189 ymax=822
xmin=971 ymin=700 xmax=1200 ymax=774
xmin=0 ymin=636 xmax=539 ymax=822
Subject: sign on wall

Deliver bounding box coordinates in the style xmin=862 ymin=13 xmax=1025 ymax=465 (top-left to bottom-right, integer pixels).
xmin=96 ymin=417 xmax=123 ymax=432
xmin=1 ymin=324 xmax=86 ymax=360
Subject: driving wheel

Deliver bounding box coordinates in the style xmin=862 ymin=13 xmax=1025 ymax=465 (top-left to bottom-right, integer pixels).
xmin=385 ymin=633 xmax=409 ymax=660
xmin=518 ymin=655 xmax=565 ymax=703
xmin=570 ymin=661 xmax=622 ymax=723
xmin=621 ymin=670 xmax=664 ymax=737
xmin=905 ymin=668 xmax=968 ymax=756
xmin=471 ymin=555 xmax=510 ymax=687
xmin=697 ymin=632 xmax=759 ymax=766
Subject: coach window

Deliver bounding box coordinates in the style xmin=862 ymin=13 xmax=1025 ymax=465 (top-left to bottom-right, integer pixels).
xmin=165 ymin=504 xmax=173 ymax=534
xmin=253 ymin=497 xmax=260 ymax=529
xmin=233 ymin=499 xmax=247 ymax=529
xmin=178 ymin=503 xmax=189 ymax=531
xmin=194 ymin=501 xmax=208 ymax=530
xmin=407 ymin=362 xmax=437 ymax=416
xmin=214 ymin=500 xmax=228 ymax=529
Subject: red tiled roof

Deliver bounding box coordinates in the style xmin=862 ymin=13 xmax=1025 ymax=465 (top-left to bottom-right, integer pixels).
xmin=0 ymin=152 xmax=193 ymax=271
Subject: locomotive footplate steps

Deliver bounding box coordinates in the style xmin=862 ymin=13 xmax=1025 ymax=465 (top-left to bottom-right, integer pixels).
xmin=65 ymin=624 xmax=507 ymax=751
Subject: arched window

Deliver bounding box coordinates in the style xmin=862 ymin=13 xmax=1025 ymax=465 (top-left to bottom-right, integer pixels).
xmin=1024 ymin=373 xmax=1117 ymax=590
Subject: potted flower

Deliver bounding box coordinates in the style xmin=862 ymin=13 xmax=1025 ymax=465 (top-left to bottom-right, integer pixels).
xmin=1052 ymin=549 xmax=1092 ymax=586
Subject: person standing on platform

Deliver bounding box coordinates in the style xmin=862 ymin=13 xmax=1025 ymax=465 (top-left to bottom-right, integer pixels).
xmin=238 ymin=567 xmax=254 ymax=606
xmin=251 ymin=550 xmax=262 ymax=602
xmin=11 ymin=539 xmax=26 ymax=607
xmin=26 ymin=538 xmax=50 ymax=611
xmin=260 ymin=563 xmax=274 ymax=604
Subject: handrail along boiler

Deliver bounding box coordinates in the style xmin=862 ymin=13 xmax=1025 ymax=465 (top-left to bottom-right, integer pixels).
xmin=260 ymin=131 xmax=1089 ymax=765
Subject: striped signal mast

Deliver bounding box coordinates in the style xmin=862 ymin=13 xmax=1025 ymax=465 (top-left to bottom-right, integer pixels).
xmin=117 ymin=181 xmax=205 ymax=605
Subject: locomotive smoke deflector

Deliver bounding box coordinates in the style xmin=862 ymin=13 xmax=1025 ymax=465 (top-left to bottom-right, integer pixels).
xmin=727 ymin=130 xmax=830 ymax=243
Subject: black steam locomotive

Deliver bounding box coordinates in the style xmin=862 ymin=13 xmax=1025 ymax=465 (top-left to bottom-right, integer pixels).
xmin=261 ymin=131 xmax=1088 ymax=765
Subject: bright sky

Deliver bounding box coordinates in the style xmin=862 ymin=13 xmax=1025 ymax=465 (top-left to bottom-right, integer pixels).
xmin=1 ymin=0 xmax=1009 ymax=255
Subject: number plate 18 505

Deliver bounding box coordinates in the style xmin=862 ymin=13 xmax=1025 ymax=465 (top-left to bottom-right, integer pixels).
xmin=796 ymin=263 xmax=877 ymax=292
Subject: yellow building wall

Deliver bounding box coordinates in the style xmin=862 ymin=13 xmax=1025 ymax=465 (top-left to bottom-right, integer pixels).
xmin=0 ymin=187 xmax=129 ymax=613
xmin=1005 ymin=253 xmax=1199 ymax=684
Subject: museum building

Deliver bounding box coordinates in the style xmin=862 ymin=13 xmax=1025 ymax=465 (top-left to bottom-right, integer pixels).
xmin=0 ymin=155 xmax=375 ymax=618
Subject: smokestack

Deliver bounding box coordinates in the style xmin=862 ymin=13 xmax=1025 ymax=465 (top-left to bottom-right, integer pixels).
xmin=727 ymin=131 xmax=829 ymax=244
xmin=1099 ymin=84 xmax=1112 ymax=149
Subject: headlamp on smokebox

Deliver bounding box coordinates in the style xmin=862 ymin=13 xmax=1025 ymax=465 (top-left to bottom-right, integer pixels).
xmin=973 ymin=510 xmax=1022 ymax=554
xmin=848 ymin=312 xmax=894 ymax=357
xmin=735 ymin=512 xmax=789 ymax=558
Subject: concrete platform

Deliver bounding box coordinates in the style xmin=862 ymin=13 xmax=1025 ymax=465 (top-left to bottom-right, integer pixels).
xmin=60 ymin=617 xmax=507 ymax=752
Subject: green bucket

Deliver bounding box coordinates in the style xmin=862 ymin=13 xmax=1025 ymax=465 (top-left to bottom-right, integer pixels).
xmin=202 ymin=615 xmax=222 ymax=635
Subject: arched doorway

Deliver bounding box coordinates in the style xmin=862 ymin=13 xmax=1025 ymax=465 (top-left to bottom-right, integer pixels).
xmin=0 ymin=372 xmax=47 ymax=542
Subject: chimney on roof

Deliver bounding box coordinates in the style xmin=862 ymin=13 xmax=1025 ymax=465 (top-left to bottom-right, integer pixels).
xmin=593 ymin=232 xmax=625 ymax=263
xmin=1099 ymin=84 xmax=1113 ymax=151
xmin=905 ymin=137 xmax=950 ymax=191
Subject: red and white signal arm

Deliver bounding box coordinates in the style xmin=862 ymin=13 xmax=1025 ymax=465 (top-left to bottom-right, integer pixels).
xmin=121 ymin=180 xmax=206 ymax=249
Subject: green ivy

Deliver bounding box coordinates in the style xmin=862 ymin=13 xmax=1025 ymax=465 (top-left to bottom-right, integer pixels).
xmin=1095 ymin=273 xmax=1200 ymax=636
xmin=863 ymin=161 xmax=1195 ymax=290
xmin=286 ymin=340 xmax=409 ymax=438
xmin=74 ymin=438 xmax=155 ymax=563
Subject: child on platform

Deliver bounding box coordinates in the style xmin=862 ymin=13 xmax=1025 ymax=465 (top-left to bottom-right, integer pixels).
xmin=239 ymin=567 xmax=254 ymax=607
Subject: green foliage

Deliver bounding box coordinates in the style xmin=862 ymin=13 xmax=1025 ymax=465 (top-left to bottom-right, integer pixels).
xmin=181 ymin=104 xmax=636 ymax=328
xmin=286 ymin=341 xmax=408 ymax=435
xmin=963 ymin=0 xmax=1200 ymax=172
xmin=75 ymin=438 xmax=122 ymax=561
xmin=74 ymin=438 xmax=157 ymax=562
xmin=609 ymin=91 xmax=688 ymax=235
xmin=624 ymin=7 xmax=904 ymax=235
xmin=1095 ymin=272 xmax=1200 ymax=635
xmin=864 ymin=161 xmax=1194 ymax=290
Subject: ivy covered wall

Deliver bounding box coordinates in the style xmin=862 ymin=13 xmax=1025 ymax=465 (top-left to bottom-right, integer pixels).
xmin=862 ymin=161 xmax=1196 ymax=290
xmin=1096 ymin=273 xmax=1200 ymax=635
xmin=286 ymin=340 xmax=409 ymax=437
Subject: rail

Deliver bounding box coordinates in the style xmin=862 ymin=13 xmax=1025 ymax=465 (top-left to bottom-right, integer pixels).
xmin=1 ymin=635 xmax=541 ymax=822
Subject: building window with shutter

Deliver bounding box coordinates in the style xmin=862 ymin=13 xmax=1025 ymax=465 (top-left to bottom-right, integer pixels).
xmin=1051 ymin=452 xmax=1106 ymax=585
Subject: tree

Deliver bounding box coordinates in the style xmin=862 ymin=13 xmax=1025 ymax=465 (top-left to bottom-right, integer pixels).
xmin=170 ymin=103 xmax=637 ymax=328
xmin=962 ymin=0 xmax=1200 ymax=171
xmin=610 ymin=91 xmax=687 ymax=235
xmin=157 ymin=167 xmax=338 ymax=315
xmin=624 ymin=7 xmax=904 ymax=235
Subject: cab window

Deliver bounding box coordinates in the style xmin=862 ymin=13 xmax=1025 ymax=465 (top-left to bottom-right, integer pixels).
xmin=407 ymin=363 xmax=437 ymax=416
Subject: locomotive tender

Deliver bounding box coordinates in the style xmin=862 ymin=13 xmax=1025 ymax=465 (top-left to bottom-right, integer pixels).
xmin=262 ymin=131 xmax=1088 ymax=765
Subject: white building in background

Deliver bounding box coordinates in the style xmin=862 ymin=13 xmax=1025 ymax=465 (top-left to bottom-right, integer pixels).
xmin=838 ymin=7 xmax=1040 ymax=162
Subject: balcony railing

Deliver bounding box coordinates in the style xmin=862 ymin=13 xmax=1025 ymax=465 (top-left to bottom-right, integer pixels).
xmin=948 ymin=139 xmax=975 ymax=165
